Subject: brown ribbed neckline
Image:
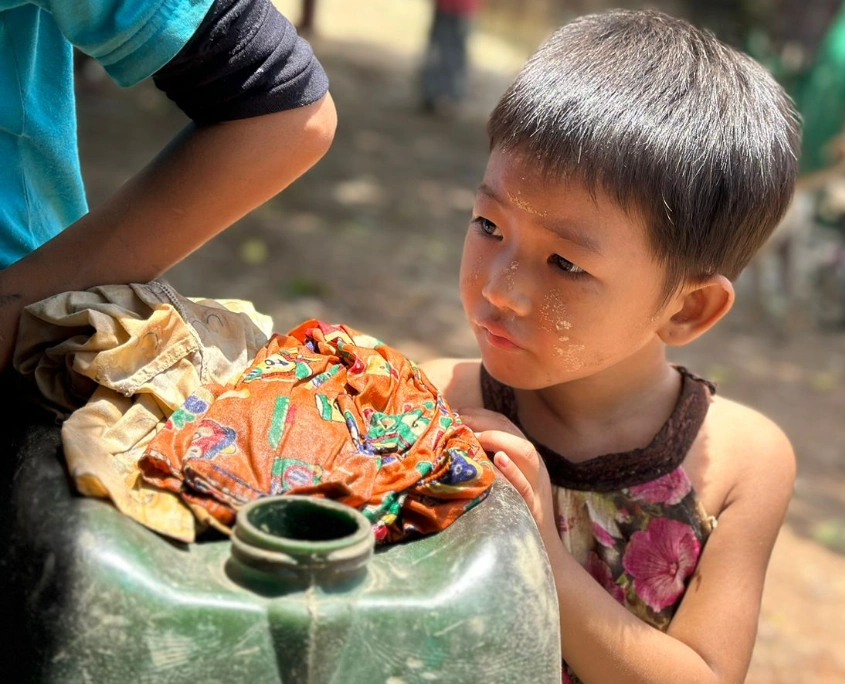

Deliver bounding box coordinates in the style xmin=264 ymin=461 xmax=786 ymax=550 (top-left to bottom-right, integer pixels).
xmin=479 ymin=365 xmax=714 ymax=492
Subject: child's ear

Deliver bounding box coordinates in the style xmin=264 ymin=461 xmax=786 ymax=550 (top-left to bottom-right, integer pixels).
xmin=657 ymin=275 xmax=734 ymax=346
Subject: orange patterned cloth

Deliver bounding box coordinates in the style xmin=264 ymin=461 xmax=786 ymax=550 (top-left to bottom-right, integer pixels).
xmin=140 ymin=320 xmax=495 ymax=543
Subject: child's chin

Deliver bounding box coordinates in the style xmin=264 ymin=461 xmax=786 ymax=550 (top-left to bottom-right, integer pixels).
xmin=481 ymin=354 xmax=531 ymax=388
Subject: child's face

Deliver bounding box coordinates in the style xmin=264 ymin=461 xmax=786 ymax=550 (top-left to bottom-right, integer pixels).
xmin=460 ymin=147 xmax=674 ymax=389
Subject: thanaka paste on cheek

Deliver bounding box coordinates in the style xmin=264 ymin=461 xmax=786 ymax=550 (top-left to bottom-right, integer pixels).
xmin=554 ymin=343 xmax=586 ymax=370
xmin=540 ymin=292 xmax=584 ymax=370
xmin=539 ymin=292 xmax=571 ymax=332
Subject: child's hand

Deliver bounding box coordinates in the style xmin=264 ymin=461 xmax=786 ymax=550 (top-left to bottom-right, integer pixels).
xmin=458 ymin=407 xmax=557 ymax=541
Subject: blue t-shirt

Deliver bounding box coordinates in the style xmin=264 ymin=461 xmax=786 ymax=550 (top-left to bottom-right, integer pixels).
xmin=0 ymin=0 xmax=215 ymax=268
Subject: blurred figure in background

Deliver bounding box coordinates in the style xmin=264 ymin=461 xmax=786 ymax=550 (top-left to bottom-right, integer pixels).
xmin=740 ymin=0 xmax=845 ymax=327
xmin=298 ymin=0 xmax=317 ymax=35
xmin=421 ymin=0 xmax=484 ymax=116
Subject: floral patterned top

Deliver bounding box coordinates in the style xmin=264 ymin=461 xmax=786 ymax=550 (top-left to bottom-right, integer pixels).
xmin=480 ymin=365 xmax=718 ymax=684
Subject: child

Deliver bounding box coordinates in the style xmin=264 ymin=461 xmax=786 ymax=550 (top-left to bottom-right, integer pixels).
xmin=0 ymin=0 xmax=336 ymax=372
xmin=421 ymin=9 xmax=799 ymax=684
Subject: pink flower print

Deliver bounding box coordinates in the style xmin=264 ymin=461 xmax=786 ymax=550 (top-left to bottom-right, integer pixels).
xmin=622 ymin=517 xmax=701 ymax=612
xmin=586 ymin=552 xmax=625 ymax=603
xmin=562 ymin=667 xmax=578 ymax=684
xmin=616 ymin=507 xmax=633 ymax=524
xmin=558 ymin=513 xmax=575 ymax=536
xmin=628 ymin=468 xmax=691 ymax=506
xmin=592 ymin=520 xmax=617 ymax=548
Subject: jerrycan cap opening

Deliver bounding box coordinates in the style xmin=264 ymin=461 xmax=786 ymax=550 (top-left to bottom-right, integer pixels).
xmin=231 ymin=496 xmax=375 ymax=585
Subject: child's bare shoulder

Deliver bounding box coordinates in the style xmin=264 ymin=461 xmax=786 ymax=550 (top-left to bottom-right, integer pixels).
xmin=701 ymin=394 xmax=796 ymax=509
xmin=707 ymin=395 xmax=794 ymax=462
xmin=419 ymin=358 xmax=484 ymax=409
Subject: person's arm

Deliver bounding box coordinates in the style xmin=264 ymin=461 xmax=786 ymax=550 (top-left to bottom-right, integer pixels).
xmin=0 ymin=0 xmax=336 ymax=371
xmin=0 ymin=97 xmax=334 ymax=367
xmin=462 ymin=403 xmax=796 ymax=684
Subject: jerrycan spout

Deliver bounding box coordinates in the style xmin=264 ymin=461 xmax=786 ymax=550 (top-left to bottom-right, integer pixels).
xmin=228 ymin=496 xmax=375 ymax=594
xmin=228 ymin=497 xmax=376 ymax=683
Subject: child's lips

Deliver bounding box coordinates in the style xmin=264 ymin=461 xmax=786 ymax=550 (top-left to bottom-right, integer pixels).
xmin=478 ymin=321 xmax=522 ymax=350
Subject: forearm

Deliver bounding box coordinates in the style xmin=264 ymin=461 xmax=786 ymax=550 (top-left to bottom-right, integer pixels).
xmin=466 ymin=419 xmax=722 ymax=683
xmin=546 ymin=538 xmax=723 ymax=684
xmin=49 ymin=93 xmax=333 ymax=283
xmin=0 ymin=92 xmax=335 ymax=369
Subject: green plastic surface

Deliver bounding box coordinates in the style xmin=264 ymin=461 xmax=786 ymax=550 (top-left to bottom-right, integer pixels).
xmin=6 ymin=422 xmax=561 ymax=683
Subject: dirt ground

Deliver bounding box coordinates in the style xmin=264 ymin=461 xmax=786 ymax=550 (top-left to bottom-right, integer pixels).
xmin=75 ymin=1 xmax=845 ymax=680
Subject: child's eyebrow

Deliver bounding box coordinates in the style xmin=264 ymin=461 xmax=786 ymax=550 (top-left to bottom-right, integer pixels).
xmin=540 ymin=218 xmax=604 ymax=256
xmin=477 ymin=182 xmax=603 ymax=256
xmin=477 ymin=182 xmax=503 ymax=203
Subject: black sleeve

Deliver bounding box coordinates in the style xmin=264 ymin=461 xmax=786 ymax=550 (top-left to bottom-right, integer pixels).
xmin=152 ymin=0 xmax=329 ymax=124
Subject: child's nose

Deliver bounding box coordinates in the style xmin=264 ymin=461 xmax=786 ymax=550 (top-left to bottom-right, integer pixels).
xmin=481 ymin=260 xmax=532 ymax=316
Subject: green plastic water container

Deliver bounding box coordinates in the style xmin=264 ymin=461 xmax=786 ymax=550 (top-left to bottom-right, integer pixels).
xmin=2 ymin=414 xmax=561 ymax=683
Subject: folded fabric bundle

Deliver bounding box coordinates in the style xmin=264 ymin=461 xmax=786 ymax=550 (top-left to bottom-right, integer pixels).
xmin=14 ymin=281 xmax=276 ymax=543
xmin=141 ymin=319 xmax=495 ymax=543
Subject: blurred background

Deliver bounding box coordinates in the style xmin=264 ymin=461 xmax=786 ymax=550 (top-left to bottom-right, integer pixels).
xmin=74 ymin=1 xmax=845 ymax=681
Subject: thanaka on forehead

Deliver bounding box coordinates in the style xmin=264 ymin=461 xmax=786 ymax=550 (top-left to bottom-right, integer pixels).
xmin=476 ymin=181 xmax=605 ymax=257
xmin=508 ymin=189 xmax=549 ymax=218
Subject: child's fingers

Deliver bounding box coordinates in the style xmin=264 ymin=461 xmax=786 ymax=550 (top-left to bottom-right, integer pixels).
xmin=493 ymin=451 xmax=536 ymax=508
xmin=474 ymin=429 xmax=540 ymax=472
xmin=458 ymin=407 xmax=524 ymax=438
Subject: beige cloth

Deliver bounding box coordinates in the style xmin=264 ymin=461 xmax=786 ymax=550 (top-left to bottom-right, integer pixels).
xmin=14 ymin=281 xmax=274 ymax=542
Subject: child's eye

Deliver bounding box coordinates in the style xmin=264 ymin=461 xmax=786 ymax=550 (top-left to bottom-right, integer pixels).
xmin=550 ymin=254 xmax=586 ymax=275
xmin=472 ymin=217 xmax=501 ymax=237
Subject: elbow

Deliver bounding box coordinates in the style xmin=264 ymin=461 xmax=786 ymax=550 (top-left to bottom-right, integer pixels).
xmin=301 ymin=91 xmax=337 ymax=166
xmin=220 ymin=91 xmax=338 ymax=196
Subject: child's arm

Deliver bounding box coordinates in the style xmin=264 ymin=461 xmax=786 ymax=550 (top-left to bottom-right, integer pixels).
xmin=464 ymin=404 xmax=795 ymax=684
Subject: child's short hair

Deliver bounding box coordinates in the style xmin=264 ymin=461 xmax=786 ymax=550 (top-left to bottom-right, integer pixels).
xmin=488 ymin=9 xmax=801 ymax=303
